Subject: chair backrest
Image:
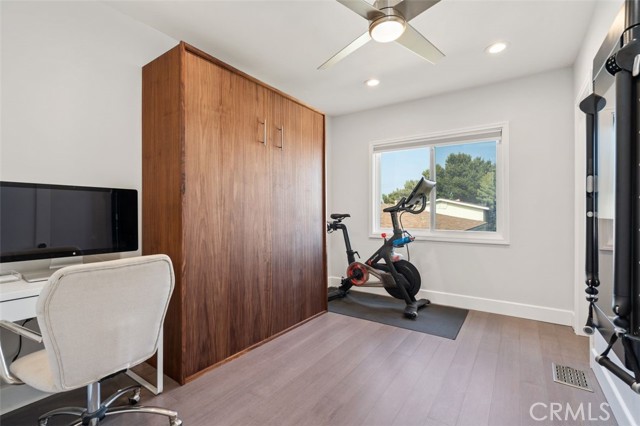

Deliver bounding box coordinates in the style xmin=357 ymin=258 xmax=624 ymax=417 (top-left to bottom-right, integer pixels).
xmin=36 ymin=255 xmax=174 ymax=391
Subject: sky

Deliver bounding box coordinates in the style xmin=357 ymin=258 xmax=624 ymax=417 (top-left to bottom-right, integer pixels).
xmin=380 ymin=141 xmax=496 ymax=194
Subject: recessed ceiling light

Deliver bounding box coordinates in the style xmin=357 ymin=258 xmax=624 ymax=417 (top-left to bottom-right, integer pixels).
xmin=486 ymin=42 xmax=509 ymax=55
xmin=365 ymin=78 xmax=380 ymax=87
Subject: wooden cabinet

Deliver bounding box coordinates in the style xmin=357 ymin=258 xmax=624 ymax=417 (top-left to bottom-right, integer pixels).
xmin=270 ymin=97 xmax=326 ymax=334
xmin=142 ymin=42 xmax=326 ymax=384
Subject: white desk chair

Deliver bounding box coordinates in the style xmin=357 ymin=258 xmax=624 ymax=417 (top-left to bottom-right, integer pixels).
xmin=0 ymin=255 xmax=181 ymax=426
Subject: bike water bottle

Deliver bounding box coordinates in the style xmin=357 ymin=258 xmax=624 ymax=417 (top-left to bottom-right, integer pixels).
xmin=392 ymin=236 xmax=412 ymax=247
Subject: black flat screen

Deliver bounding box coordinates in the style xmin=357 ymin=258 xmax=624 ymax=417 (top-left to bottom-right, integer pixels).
xmin=0 ymin=181 xmax=138 ymax=262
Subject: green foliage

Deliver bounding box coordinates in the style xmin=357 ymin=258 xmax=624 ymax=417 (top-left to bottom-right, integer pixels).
xmin=381 ymin=153 xmax=497 ymax=230
xmin=478 ymin=171 xmax=496 ymax=207
xmin=435 ymin=153 xmax=493 ymax=204
xmin=380 ymin=169 xmax=432 ymax=204
xmin=382 ymin=179 xmax=419 ymax=204
xmin=478 ymin=171 xmax=496 ymax=231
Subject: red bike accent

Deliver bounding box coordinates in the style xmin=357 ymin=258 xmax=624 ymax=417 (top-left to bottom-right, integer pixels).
xmin=347 ymin=262 xmax=369 ymax=286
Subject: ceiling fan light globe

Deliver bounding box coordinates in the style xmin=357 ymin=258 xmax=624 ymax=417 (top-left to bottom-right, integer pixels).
xmin=369 ymin=16 xmax=406 ymax=43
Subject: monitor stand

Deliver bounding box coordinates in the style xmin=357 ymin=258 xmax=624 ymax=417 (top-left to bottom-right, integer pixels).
xmin=22 ymin=257 xmax=83 ymax=283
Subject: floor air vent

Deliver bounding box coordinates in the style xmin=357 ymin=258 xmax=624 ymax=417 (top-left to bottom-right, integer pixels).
xmin=552 ymin=363 xmax=593 ymax=392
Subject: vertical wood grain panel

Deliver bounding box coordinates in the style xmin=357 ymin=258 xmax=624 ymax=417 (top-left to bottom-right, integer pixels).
xmin=271 ymin=97 xmax=326 ymax=334
xmin=141 ymin=45 xmax=185 ymax=383
xmin=311 ymin=110 xmax=328 ymax=315
xmin=286 ymin=98 xmax=306 ymax=325
xmin=270 ymin=92 xmax=296 ymax=335
xmin=183 ymin=52 xmax=232 ymax=377
xmin=294 ymin=104 xmax=326 ymax=321
xmin=319 ymin=112 xmax=328 ymax=314
xmin=226 ymin=73 xmax=273 ymax=353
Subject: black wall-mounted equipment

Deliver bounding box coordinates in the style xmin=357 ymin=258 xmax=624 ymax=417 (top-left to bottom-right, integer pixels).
xmin=581 ymin=0 xmax=640 ymax=395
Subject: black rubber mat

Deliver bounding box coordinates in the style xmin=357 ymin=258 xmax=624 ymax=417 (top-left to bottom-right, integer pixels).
xmin=329 ymin=290 xmax=468 ymax=340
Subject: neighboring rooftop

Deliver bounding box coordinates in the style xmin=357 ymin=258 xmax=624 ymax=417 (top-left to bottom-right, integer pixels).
xmin=380 ymin=208 xmax=485 ymax=231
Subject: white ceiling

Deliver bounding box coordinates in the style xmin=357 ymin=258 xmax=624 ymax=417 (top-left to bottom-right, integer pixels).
xmin=106 ymin=0 xmax=598 ymax=116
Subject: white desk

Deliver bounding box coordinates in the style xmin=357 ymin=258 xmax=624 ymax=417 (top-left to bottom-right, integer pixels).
xmin=0 ymin=279 xmax=45 ymax=321
xmin=0 ymin=278 xmax=164 ymax=414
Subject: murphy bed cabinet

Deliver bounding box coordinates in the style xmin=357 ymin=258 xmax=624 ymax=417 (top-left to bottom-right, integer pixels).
xmin=142 ymin=42 xmax=326 ymax=384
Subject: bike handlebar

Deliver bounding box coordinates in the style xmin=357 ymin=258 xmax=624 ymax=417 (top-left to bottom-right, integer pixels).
xmin=383 ymin=177 xmax=435 ymax=215
xmin=382 ymin=194 xmax=427 ymax=215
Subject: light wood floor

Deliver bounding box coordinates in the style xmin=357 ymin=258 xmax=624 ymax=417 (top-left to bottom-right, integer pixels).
xmin=1 ymin=311 xmax=615 ymax=426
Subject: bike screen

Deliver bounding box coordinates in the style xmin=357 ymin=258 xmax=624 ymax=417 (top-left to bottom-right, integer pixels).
xmin=405 ymin=177 xmax=436 ymax=207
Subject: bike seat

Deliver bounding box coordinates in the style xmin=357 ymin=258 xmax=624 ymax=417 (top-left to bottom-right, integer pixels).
xmin=330 ymin=213 xmax=351 ymax=220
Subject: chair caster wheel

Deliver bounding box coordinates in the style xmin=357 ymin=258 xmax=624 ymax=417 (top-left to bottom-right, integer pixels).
xmin=170 ymin=418 xmax=183 ymax=426
xmin=38 ymin=420 xmax=49 ymax=426
xmin=129 ymin=387 xmax=141 ymax=405
xmin=405 ymin=312 xmax=417 ymax=319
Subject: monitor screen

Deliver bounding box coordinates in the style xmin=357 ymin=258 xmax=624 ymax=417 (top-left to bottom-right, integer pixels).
xmin=0 ymin=181 xmax=138 ymax=262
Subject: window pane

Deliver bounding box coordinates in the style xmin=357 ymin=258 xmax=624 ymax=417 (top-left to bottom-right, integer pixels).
xmin=379 ymin=147 xmax=430 ymax=230
xmin=434 ymin=141 xmax=497 ymax=232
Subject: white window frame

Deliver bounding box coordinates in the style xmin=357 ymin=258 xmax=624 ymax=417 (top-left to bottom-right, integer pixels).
xmin=369 ymin=122 xmax=510 ymax=245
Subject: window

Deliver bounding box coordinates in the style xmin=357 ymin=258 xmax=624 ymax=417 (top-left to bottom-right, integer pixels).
xmin=371 ymin=124 xmax=509 ymax=244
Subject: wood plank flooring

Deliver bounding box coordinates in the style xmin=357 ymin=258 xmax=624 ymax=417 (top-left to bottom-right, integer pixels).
xmin=1 ymin=311 xmax=615 ymax=426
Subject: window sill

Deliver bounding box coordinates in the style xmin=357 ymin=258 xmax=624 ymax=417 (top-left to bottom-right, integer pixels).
xmin=369 ymin=231 xmax=510 ymax=246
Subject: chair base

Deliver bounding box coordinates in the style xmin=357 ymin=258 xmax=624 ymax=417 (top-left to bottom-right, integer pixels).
xmin=38 ymin=384 xmax=181 ymax=426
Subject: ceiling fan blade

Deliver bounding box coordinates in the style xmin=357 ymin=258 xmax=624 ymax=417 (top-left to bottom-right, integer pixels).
xmin=393 ymin=0 xmax=441 ymax=22
xmin=337 ymin=0 xmax=385 ymax=21
xmin=396 ymin=23 xmax=444 ymax=64
xmin=318 ymin=31 xmax=371 ymax=70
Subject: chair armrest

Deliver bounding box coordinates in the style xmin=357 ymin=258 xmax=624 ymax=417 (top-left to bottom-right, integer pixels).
xmin=0 ymin=351 xmax=23 ymax=385
xmin=0 ymin=320 xmax=40 ymax=385
xmin=0 ymin=320 xmax=42 ymax=343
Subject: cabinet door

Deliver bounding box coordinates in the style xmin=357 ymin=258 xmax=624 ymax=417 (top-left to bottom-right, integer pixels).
xmin=184 ymin=55 xmax=274 ymax=373
xmin=226 ymin=73 xmax=273 ymax=354
xmin=269 ymin=92 xmax=296 ymax=334
xmin=288 ymin=101 xmax=326 ymax=322
xmin=270 ymin=95 xmax=326 ymax=334
xmin=183 ymin=52 xmax=233 ymax=376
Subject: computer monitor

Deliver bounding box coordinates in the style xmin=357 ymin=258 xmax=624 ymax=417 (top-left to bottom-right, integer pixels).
xmin=0 ymin=181 xmax=138 ymax=263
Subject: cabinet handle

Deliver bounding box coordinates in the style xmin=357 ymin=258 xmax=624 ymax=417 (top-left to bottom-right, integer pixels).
xmin=277 ymin=126 xmax=284 ymax=150
xmin=258 ymin=118 xmax=267 ymax=146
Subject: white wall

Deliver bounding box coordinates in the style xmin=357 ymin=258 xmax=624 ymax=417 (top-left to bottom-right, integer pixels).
xmin=328 ymin=67 xmax=575 ymax=325
xmin=0 ymin=0 xmax=177 ymax=412
xmin=573 ymin=0 xmax=624 ymax=100
xmin=0 ymin=0 xmax=177 ymax=273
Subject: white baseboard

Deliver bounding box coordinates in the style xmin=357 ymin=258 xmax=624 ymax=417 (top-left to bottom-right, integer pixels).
xmin=327 ymin=276 xmax=574 ymax=325
xmin=328 ymin=276 xmax=342 ymax=287
xmin=420 ymin=289 xmax=574 ymax=325
xmin=591 ymin=332 xmax=639 ymax=426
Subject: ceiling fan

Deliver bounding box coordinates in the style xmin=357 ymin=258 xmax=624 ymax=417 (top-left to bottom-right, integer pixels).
xmin=318 ymin=0 xmax=445 ymax=70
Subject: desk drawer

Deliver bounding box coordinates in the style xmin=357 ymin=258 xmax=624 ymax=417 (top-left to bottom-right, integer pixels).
xmin=0 ymin=297 xmax=37 ymax=321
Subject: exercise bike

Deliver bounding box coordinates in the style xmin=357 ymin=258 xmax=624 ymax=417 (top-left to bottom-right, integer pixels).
xmin=327 ymin=177 xmax=436 ymax=319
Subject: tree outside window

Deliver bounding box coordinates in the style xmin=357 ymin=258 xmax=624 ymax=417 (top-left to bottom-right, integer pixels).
xmin=375 ymin=133 xmax=504 ymax=242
